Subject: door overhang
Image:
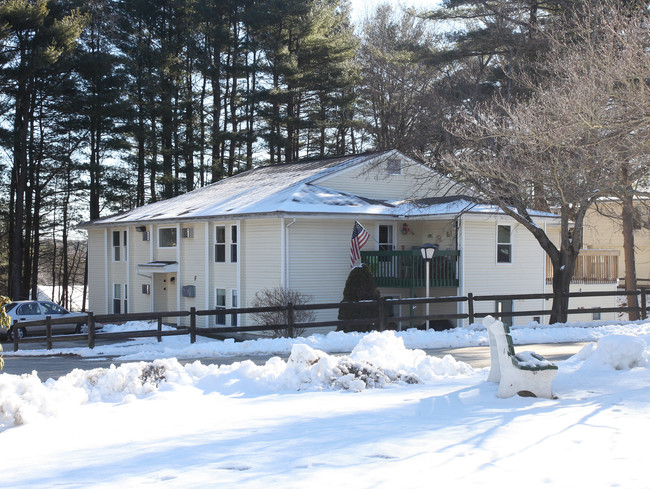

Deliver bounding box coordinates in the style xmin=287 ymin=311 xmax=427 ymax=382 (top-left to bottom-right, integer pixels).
xmin=137 ymin=261 xmax=179 ymax=274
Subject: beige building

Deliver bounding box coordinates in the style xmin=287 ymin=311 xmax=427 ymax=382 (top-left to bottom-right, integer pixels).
xmin=80 ymin=150 xmax=618 ymax=330
xmin=583 ymin=198 xmax=650 ymax=287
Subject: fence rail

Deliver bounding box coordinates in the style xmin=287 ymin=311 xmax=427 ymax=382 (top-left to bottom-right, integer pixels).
xmin=5 ymin=288 xmax=650 ymax=352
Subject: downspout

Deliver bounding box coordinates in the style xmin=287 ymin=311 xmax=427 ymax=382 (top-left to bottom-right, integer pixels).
xmin=150 ymin=225 xmax=154 ymax=312
xmin=284 ymin=219 xmax=297 ymax=289
xmin=205 ymin=221 xmax=210 ymax=327
xmin=125 ymin=228 xmax=130 ymax=314
xmin=459 ymin=217 xmax=466 ymax=326
xmin=236 ymin=219 xmax=241 ymax=311
xmin=104 ymin=228 xmax=108 ymax=314
xmin=543 ymin=222 xmax=547 ymax=322
xmin=176 ymin=223 xmax=181 ymax=324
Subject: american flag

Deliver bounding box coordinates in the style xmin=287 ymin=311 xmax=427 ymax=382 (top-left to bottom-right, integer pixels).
xmin=350 ymin=221 xmax=370 ymax=267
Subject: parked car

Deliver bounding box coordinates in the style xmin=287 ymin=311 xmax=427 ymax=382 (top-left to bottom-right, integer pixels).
xmin=1 ymin=301 xmax=88 ymax=340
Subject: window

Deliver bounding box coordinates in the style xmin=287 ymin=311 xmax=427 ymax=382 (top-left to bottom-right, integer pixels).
xmin=215 ymin=288 xmax=226 ymax=325
xmin=112 ymin=231 xmax=121 ymax=261
xmin=41 ymin=302 xmax=66 ymax=315
xmin=387 ymin=158 xmax=401 ymax=175
xmin=182 ymin=227 xmax=194 ymax=238
xmin=496 ymin=299 xmax=513 ymax=327
xmin=142 ymin=283 xmax=151 ymax=295
xmin=159 ymin=228 xmax=177 ymax=248
xmin=231 ymin=289 xmax=238 ymax=326
xmin=215 ymin=226 xmax=226 ymax=262
xmin=17 ymin=302 xmax=41 ymax=316
xmin=378 ymin=225 xmax=394 ymax=251
xmin=124 ymin=284 xmax=128 ymax=314
xmin=593 ymin=309 xmax=601 ymax=320
xmin=230 ymin=225 xmax=238 ymax=263
xmin=497 ymin=225 xmax=512 ymax=263
xmin=113 ymin=284 xmax=122 ymax=314
xmin=142 ymin=231 xmax=150 ymax=242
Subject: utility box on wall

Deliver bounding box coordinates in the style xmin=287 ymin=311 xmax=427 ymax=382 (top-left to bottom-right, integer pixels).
xmin=182 ymin=285 xmax=196 ymax=298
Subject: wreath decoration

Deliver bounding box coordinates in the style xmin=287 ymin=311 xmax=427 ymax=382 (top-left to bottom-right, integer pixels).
xmin=401 ymin=222 xmax=410 ymax=235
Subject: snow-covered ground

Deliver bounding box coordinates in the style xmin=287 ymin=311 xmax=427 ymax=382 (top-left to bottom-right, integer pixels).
xmin=1 ymin=318 xmax=649 ymax=488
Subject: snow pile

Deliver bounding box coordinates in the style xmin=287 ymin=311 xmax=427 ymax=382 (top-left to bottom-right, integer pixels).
xmin=0 ymin=331 xmax=473 ymax=429
xmin=576 ymin=335 xmax=648 ymax=370
xmin=101 ymin=320 xmax=176 ymax=333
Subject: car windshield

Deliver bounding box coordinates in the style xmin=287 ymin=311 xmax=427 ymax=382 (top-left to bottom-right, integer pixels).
xmin=40 ymin=302 xmax=68 ymax=315
xmin=4 ymin=303 xmax=18 ymax=313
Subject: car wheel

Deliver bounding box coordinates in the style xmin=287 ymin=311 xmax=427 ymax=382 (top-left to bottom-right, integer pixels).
xmin=75 ymin=324 xmax=88 ymax=334
xmin=8 ymin=327 xmax=26 ymax=341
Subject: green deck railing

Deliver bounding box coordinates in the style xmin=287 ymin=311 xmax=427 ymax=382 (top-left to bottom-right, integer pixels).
xmin=361 ymin=249 xmax=460 ymax=289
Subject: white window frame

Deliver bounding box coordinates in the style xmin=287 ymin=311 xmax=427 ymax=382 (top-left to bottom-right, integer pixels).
xmin=230 ymin=289 xmax=238 ymax=326
xmin=215 ymin=288 xmax=226 ymax=325
xmin=113 ymin=283 xmax=122 ymax=314
xmin=230 ymin=225 xmax=238 ymax=263
xmin=113 ymin=283 xmax=128 ymax=314
xmin=377 ymin=224 xmax=395 ymax=251
xmin=496 ymin=224 xmax=512 ymax=264
xmin=215 ymin=226 xmax=226 ymax=263
xmin=158 ymin=227 xmax=177 ymax=248
xmin=112 ymin=231 xmax=121 ymax=262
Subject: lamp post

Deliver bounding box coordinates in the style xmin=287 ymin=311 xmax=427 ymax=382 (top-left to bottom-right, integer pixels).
xmin=420 ymin=244 xmax=437 ymax=330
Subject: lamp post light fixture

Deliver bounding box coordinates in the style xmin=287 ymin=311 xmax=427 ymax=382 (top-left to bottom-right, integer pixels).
xmin=420 ymin=244 xmax=437 ymax=330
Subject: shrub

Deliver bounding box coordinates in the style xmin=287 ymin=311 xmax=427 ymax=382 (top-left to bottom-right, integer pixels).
xmin=338 ymin=264 xmax=380 ymax=333
xmin=0 ymin=296 xmax=11 ymax=370
xmin=250 ymin=287 xmax=316 ymax=338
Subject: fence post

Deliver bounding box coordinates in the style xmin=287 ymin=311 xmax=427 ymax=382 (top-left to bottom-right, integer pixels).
xmin=12 ymin=319 xmax=19 ymax=352
xmin=467 ymin=293 xmax=475 ymax=325
xmin=46 ymin=316 xmax=53 ymax=350
xmin=87 ymin=312 xmax=96 ymax=349
xmin=190 ymin=307 xmax=197 ymax=344
xmin=287 ymin=302 xmax=295 ymax=338
xmin=158 ymin=316 xmax=164 ymax=343
xmin=377 ymin=297 xmax=386 ymax=331
xmin=641 ymin=288 xmax=647 ymax=320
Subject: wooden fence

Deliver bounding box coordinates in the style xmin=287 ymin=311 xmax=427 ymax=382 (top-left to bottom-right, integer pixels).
xmin=5 ymin=288 xmax=650 ymax=352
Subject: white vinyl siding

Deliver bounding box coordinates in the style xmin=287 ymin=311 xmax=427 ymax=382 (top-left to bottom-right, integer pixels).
xmin=177 ymin=224 xmax=206 ymax=323
xmin=461 ymin=218 xmax=545 ymax=326
xmin=284 ymin=220 xmax=361 ymax=331
xmin=88 ymin=228 xmax=108 ymax=314
xmin=315 ymin=156 xmax=461 ymax=201
xmin=242 ymin=219 xmax=282 ymax=311
xmin=131 ymin=226 xmax=153 ymax=313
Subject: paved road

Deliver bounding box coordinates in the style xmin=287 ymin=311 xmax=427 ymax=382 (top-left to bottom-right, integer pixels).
xmin=1 ymin=340 xmax=591 ymax=381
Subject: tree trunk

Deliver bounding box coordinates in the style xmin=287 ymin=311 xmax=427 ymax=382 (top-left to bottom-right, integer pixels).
xmin=550 ymin=253 xmax=576 ymax=324
xmin=621 ymin=193 xmax=639 ymax=320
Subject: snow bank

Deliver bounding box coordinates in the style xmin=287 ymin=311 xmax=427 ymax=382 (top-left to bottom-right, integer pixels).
xmin=0 ymin=331 xmax=474 ymax=430
xmin=575 ymin=335 xmax=648 ymax=370
xmin=6 ymin=318 xmax=650 ymax=360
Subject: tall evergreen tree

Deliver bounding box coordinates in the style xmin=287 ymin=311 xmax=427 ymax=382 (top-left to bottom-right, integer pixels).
xmin=0 ymin=0 xmax=86 ymax=300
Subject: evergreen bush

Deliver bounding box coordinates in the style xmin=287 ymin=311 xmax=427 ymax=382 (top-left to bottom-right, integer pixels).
xmin=338 ymin=264 xmax=380 ymax=333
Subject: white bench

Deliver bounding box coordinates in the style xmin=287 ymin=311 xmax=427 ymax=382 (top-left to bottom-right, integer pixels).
xmin=485 ymin=316 xmax=558 ymax=399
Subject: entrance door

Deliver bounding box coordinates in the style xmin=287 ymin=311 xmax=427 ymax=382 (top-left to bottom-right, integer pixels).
xmin=153 ymin=273 xmax=177 ymax=312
